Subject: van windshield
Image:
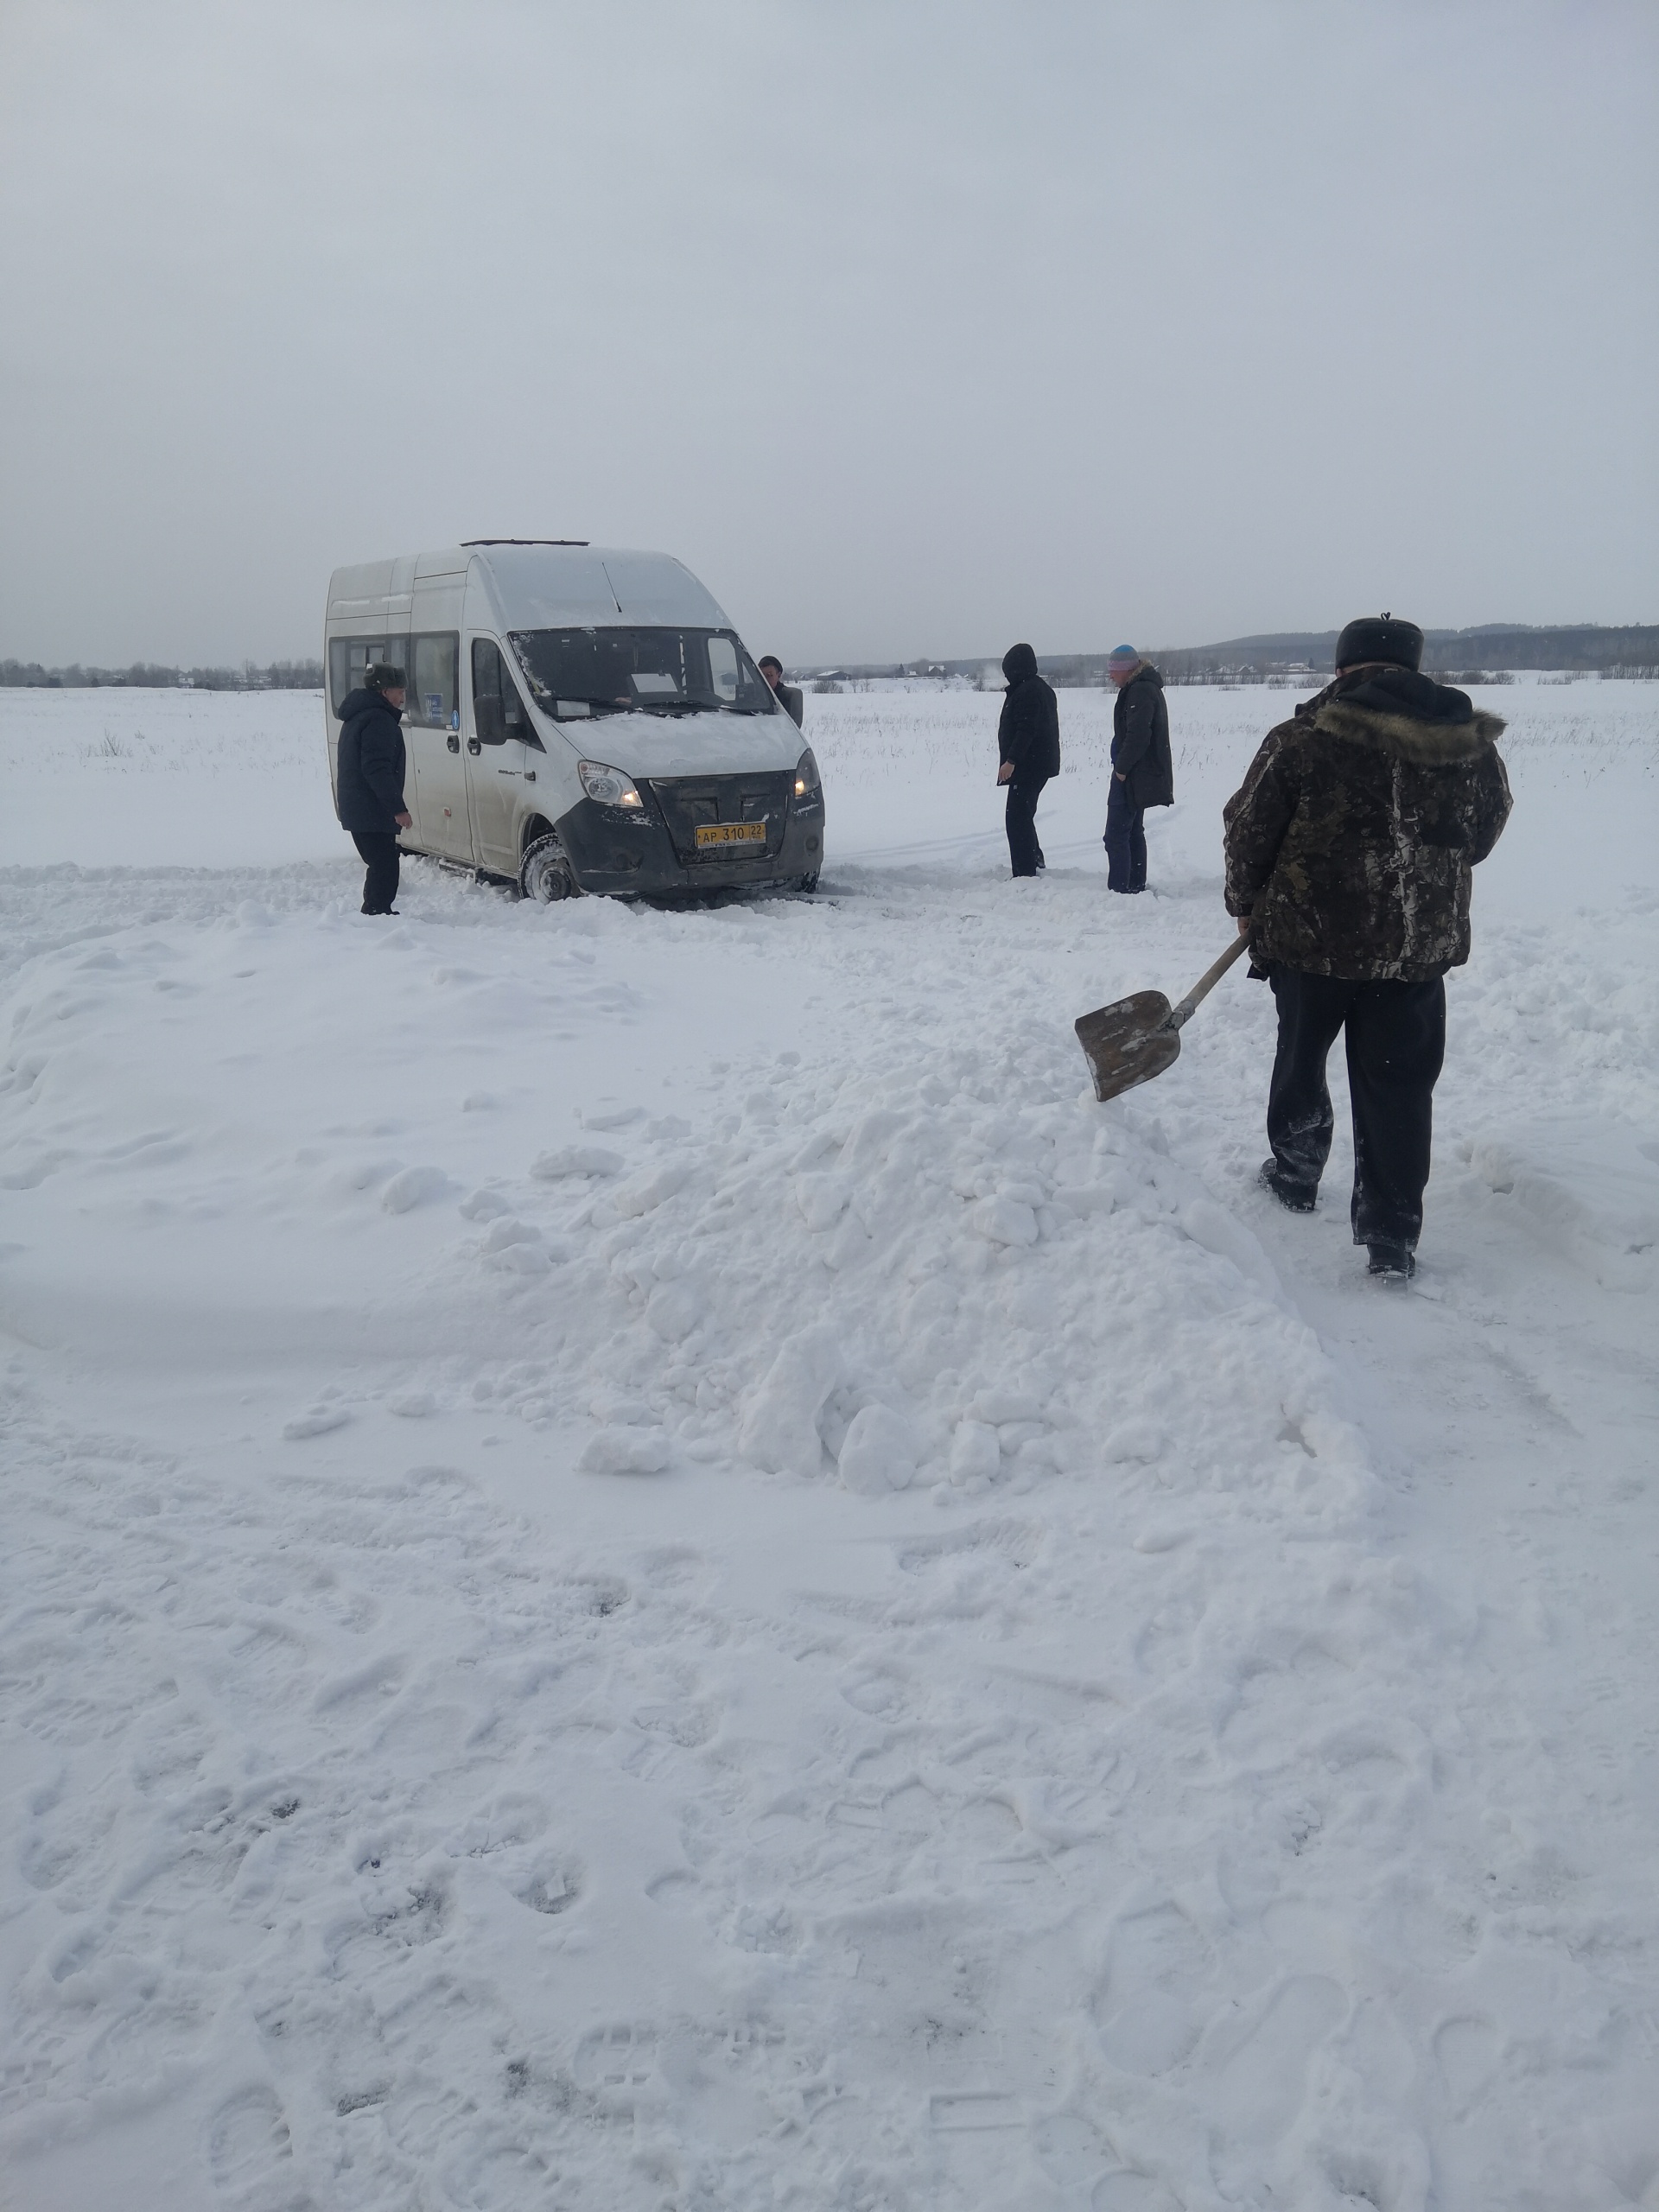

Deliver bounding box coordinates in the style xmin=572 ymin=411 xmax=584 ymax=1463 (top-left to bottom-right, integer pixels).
xmin=508 ymin=627 xmax=776 ymax=719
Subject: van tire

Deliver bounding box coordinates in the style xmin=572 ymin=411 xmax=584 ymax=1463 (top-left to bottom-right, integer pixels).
xmin=797 ymin=873 xmax=819 ymax=894
xmin=520 ymin=835 xmax=577 ymax=903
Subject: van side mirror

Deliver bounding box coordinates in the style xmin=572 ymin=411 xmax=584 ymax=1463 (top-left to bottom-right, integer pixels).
xmin=474 ymin=696 xmax=505 ymax=745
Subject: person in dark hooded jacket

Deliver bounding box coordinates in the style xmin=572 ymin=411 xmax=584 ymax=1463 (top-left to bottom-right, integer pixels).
xmin=1103 ymin=645 xmax=1173 ymax=893
xmin=334 ymin=664 xmax=410 ymax=914
xmin=1224 ymin=613 xmax=1512 ymax=1279
xmin=995 ymin=643 xmax=1060 ymax=877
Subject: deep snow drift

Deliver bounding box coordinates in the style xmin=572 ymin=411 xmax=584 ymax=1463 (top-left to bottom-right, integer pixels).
xmin=1 ymin=681 xmax=1656 ymax=2211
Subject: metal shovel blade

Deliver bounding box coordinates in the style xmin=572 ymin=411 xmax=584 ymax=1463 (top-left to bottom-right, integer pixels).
xmin=1074 ymin=989 xmax=1181 ymax=1103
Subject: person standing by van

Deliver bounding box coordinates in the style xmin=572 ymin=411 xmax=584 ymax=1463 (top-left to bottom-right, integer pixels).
xmin=995 ymin=642 xmax=1060 ymax=878
xmin=1103 ymin=645 xmax=1173 ymax=892
xmin=759 ymin=657 xmax=804 ymax=728
xmin=335 ymin=663 xmax=410 ymax=915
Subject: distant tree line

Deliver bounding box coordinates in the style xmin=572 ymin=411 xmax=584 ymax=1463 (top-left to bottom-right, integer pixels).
xmin=807 ymin=624 xmax=1656 ymax=690
xmin=0 ymin=658 xmax=323 ymax=691
xmin=1150 ymin=625 xmax=1659 ymax=685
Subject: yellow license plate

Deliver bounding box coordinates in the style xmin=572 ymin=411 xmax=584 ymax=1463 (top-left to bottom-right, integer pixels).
xmin=695 ymin=821 xmax=766 ymax=850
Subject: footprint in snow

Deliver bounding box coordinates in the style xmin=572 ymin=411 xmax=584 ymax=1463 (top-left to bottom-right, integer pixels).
xmin=20 ymin=1824 xmax=90 ymax=1892
xmin=1093 ymin=2174 xmax=1183 ymax=2211
xmin=1207 ymin=1973 xmax=1346 ymax=2152
xmin=1433 ymin=2013 xmax=1501 ymax=2112
xmin=447 ymin=1793 xmax=552 ymax=1857
xmin=573 ymin=2022 xmax=658 ymax=2094
xmin=931 ymin=2088 xmax=1022 ymax=2133
xmin=511 ymin=1855 xmax=583 ymax=1916
xmin=204 ymin=2085 xmax=310 ymax=2207
xmin=1093 ymin=1904 xmax=1216 ymax=2075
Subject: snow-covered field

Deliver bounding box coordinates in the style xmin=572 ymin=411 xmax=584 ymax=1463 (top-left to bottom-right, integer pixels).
xmin=2 ymin=680 xmax=1656 ymax=2212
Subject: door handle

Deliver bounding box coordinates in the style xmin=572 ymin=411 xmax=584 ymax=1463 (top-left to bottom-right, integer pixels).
xmin=467 ymin=738 xmax=482 ymax=756
xmin=447 ymin=734 xmax=460 ymax=753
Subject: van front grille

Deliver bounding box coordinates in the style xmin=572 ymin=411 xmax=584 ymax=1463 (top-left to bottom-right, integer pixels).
xmin=643 ymin=772 xmax=792 ymax=863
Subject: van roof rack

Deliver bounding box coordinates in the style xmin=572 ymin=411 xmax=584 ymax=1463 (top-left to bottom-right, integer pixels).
xmin=461 ymin=537 xmax=590 ymax=547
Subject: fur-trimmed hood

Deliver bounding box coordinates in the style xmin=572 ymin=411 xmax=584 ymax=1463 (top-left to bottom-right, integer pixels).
xmin=1307 ymin=666 xmax=1504 ymax=766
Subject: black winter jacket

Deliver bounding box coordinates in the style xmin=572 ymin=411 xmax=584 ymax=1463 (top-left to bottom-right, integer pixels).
xmin=1111 ymin=664 xmax=1173 ymax=807
xmin=335 ymin=689 xmax=408 ymax=835
xmin=997 ymin=644 xmax=1061 ymax=779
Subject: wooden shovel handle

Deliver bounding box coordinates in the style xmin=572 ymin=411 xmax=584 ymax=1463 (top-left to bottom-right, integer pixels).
xmin=1169 ymin=931 xmax=1252 ymax=1030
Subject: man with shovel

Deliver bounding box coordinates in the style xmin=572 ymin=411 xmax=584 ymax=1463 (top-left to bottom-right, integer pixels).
xmin=1222 ymin=614 xmax=1511 ymax=1279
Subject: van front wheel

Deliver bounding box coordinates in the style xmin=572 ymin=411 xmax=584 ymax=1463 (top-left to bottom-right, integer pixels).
xmin=520 ymin=835 xmax=578 ymax=903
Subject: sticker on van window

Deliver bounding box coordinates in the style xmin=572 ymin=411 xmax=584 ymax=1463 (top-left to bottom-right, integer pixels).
xmin=450 ymin=708 xmax=460 ymax=730
xmin=426 ymin=693 xmax=442 ymax=720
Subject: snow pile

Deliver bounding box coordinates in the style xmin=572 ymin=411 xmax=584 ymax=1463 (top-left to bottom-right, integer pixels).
xmin=1 ymin=683 xmax=1656 ymax=2210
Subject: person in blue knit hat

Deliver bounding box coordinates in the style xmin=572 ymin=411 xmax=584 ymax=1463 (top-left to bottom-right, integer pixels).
xmin=1103 ymin=645 xmax=1173 ymax=892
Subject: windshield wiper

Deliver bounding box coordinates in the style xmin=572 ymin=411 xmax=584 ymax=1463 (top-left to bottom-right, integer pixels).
xmin=641 ymin=699 xmax=772 ymax=715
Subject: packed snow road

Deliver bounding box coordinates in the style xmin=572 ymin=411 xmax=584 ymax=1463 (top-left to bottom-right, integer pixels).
xmin=2 ymin=684 xmax=1656 ymax=2211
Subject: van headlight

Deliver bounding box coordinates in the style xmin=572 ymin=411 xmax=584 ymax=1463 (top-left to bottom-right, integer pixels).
xmin=577 ymin=760 xmax=645 ymax=809
xmin=793 ymin=748 xmax=822 ymax=800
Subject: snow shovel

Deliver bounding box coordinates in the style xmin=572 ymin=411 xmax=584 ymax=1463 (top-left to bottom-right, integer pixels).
xmin=1075 ymin=932 xmax=1252 ymax=1103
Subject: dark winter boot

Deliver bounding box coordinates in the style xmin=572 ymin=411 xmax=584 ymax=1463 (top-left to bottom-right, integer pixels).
xmin=1366 ymin=1242 xmax=1416 ymax=1280
xmin=1258 ymin=1160 xmax=1316 ymax=1213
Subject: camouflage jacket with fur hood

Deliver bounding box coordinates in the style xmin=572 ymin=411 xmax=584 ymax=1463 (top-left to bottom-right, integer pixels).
xmin=1223 ymin=667 xmax=1512 ymax=981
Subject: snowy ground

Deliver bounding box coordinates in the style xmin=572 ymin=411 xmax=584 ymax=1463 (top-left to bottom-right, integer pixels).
xmin=2 ymin=681 xmax=1656 ymax=2212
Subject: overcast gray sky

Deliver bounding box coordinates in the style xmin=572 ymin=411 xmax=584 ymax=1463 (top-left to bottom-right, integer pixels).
xmin=2 ymin=0 xmax=1654 ymax=668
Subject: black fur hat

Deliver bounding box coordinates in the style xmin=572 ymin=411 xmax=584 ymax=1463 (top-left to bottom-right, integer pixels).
xmin=1334 ymin=614 xmax=1422 ymax=674
xmin=364 ymin=663 xmax=407 ymax=691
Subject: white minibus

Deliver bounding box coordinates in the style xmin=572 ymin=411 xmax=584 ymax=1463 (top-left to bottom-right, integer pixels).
xmin=323 ymin=542 xmax=823 ymax=899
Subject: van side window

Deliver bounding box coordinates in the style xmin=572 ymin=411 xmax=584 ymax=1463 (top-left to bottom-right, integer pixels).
xmin=329 ymin=637 xmax=406 ymax=715
xmin=409 ymin=634 xmax=460 ymax=729
xmin=471 ymin=639 xmax=538 ymax=747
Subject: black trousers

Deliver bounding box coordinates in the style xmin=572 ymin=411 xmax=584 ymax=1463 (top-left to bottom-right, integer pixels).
xmin=352 ymin=830 xmax=402 ymax=914
xmin=1005 ymin=774 xmax=1048 ymax=877
xmin=1268 ymin=969 xmax=1446 ymax=1249
xmin=1103 ymin=779 xmax=1147 ymax=892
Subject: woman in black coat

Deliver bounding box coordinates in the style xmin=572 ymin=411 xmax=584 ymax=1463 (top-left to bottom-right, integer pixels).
xmin=995 ymin=642 xmax=1061 ymax=878
xmin=1104 ymin=647 xmax=1173 ymax=893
